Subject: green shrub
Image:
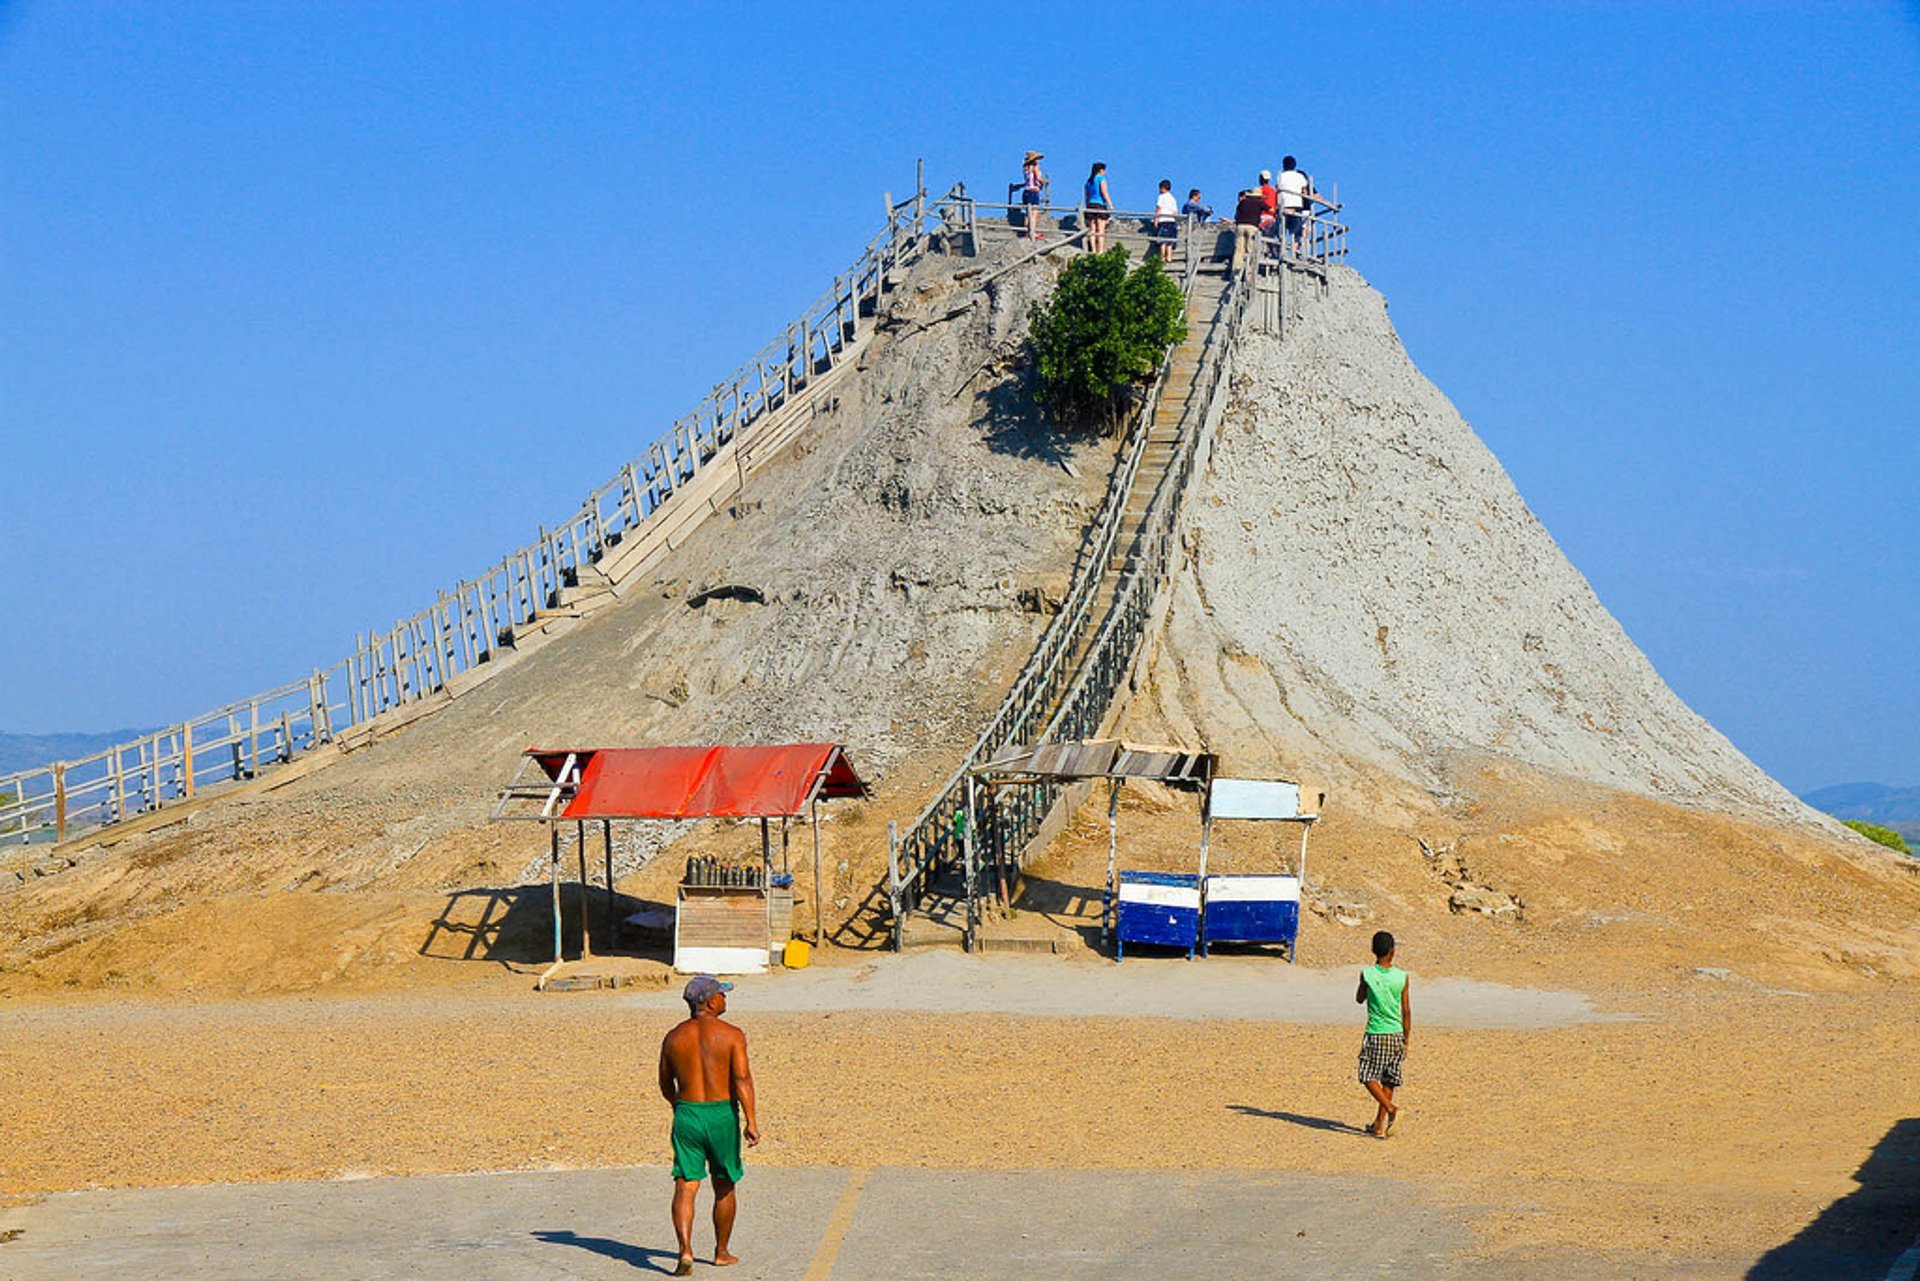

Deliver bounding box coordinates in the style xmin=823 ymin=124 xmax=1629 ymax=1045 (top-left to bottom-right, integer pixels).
xmin=1840 ymin=819 xmax=1910 ymax=853
xmin=1028 ymin=248 xmax=1187 ymax=429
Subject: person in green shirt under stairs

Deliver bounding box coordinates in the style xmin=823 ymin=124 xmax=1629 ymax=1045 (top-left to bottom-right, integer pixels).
xmin=1356 ymin=930 xmax=1411 ymax=1138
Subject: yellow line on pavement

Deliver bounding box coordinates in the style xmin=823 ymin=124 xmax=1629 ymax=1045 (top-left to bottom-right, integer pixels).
xmin=801 ymin=1166 xmax=872 ymax=1281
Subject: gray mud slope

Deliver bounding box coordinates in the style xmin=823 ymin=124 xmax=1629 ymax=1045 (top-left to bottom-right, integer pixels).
xmin=86 ymin=242 xmax=1108 ymax=888
xmin=1141 ymin=263 xmax=1815 ymax=825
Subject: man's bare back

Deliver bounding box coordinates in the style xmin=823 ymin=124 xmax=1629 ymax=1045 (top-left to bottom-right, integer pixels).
xmin=659 ymin=1016 xmax=750 ymax=1105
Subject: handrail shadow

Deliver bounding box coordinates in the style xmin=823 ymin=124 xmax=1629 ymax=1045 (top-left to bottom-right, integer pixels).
xmin=1746 ymin=1116 xmax=1920 ymax=1278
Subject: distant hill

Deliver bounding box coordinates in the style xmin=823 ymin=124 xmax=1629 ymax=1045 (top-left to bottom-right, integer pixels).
xmin=1801 ymin=782 xmax=1920 ymax=841
xmin=0 ymin=730 xmax=153 ymax=777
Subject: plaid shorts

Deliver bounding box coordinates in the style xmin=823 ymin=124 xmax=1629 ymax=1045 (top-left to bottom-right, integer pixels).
xmin=1357 ymin=1033 xmax=1405 ymax=1087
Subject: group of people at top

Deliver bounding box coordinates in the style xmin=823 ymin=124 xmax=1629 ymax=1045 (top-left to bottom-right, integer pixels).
xmin=1019 ymin=150 xmax=1339 ymax=266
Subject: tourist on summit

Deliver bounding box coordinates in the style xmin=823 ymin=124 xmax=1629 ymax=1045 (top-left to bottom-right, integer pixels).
xmin=1355 ymin=931 xmax=1410 ymax=1139
xmin=1258 ymin=169 xmax=1279 ymax=231
xmin=1231 ymin=187 xmax=1265 ymax=269
xmin=1083 ymin=161 xmax=1113 ymax=253
xmin=1180 ymin=188 xmax=1213 ymax=222
xmin=660 ymin=975 xmax=760 ymax=1275
xmin=1277 ymin=155 xmax=1337 ymax=258
xmin=1020 ymin=150 xmax=1047 ymax=239
xmin=1152 ymin=179 xmax=1178 ymax=263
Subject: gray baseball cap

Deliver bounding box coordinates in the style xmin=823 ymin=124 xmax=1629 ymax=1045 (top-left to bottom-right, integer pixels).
xmin=683 ymin=975 xmax=733 ymax=1011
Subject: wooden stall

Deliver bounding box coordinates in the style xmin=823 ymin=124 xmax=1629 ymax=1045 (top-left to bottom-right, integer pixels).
xmin=1199 ymin=777 xmax=1322 ymax=962
xmin=967 ymin=740 xmax=1215 ymax=961
xmin=492 ymin=743 xmax=867 ymax=983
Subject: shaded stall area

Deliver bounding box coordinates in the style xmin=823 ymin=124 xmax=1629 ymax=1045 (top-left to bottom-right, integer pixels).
xmin=964 ymin=740 xmax=1323 ymax=961
xmin=492 ymin=744 xmax=866 ymax=983
xmin=967 ymin=741 xmax=1213 ymax=958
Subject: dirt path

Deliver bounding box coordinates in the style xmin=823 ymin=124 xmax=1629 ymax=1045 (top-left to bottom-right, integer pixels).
xmin=645 ymin=949 xmax=1611 ymax=1029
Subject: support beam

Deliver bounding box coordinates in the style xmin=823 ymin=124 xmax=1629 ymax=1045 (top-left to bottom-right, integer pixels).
xmin=1103 ymin=778 xmax=1119 ymax=946
xmin=549 ymin=823 xmax=563 ymax=966
xmin=576 ymin=819 xmax=591 ymax=958
xmin=810 ymin=800 xmax=824 ymax=945
xmin=604 ymin=819 xmax=616 ymax=953
xmin=886 ymin=820 xmax=902 ymax=953
xmin=962 ymin=775 xmax=979 ymax=951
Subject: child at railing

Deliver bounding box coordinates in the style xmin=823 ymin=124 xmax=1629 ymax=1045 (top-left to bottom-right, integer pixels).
xmin=1153 ymin=180 xmax=1178 ymax=263
xmin=1020 ymin=151 xmax=1047 ymax=240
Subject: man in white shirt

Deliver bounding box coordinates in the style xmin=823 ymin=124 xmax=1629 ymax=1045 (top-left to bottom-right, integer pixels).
xmin=1153 ymin=179 xmax=1179 ymax=263
xmin=1276 ymin=155 xmax=1337 ymax=259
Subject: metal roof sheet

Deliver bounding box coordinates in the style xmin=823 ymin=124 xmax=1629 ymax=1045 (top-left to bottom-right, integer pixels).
xmin=513 ymin=744 xmax=866 ymax=820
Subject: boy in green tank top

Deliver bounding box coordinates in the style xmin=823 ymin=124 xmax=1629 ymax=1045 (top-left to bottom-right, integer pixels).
xmin=1355 ymin=930 xmax=1411 ymax=1138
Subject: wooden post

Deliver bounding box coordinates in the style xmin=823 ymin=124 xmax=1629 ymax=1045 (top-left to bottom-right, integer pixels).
xmin=993 ymin=786 xmax=1011 ymax=913
xmin=309 ymin=670 xmax=327 ymax=745
xmin=576 ymin=819 xmax=591 ymax=958
xmin=1103 ymin=779 xmax=1119 ymax=945
xmin=603 ymin=819 xmax=616 ymax=953
xmin=886 ymin=820 xmax=902 ymax=953
xmin=477 ymin=587 xmax=498 ymax=658
xmin=248 ymin=700 xmax=260 ymax=778
xmin=962 ymin=774 xmax=979 ymax=951
xmin=455 ymin=588 xmax=477 ymax=671
xmin=550 ymin=822 xmax=563 ymax=965
xmin=53 ymin=763 xmax=67 ymax=844
xmin=1293 ymin=821 xmax=1310 ymax=966
xmin=780 ymin=817 xmax=790 ymax=875
xmin=433 ymin=597 xmax=453 ymax=686
xmin=810 ymin=799 xmax=824 ymax=945
xmin=182 ymin=724 xmax=195 ymax=798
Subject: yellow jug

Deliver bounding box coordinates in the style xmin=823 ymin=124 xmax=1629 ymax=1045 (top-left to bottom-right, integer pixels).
xmin=783 ymin=937 xmax=812 ymax=969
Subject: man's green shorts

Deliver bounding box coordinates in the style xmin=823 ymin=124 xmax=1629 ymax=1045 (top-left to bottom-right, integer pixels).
xmin=670 ymin=1099 xmax=743 ymax=1183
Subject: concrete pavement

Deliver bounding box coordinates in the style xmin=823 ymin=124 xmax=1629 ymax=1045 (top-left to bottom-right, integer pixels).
xmin=0 ymin=1164 xmax=1487 ymax=1280
xmin=0 ymin=1159 xmax=1792 ymax=1279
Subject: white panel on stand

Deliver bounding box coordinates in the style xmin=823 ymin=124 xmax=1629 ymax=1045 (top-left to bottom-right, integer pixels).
xmin=1206 ymin=874 xmax=1301 ymax=903
xmin=673 ymin=946 xmax=769 ymax=975
xmin=1117 ymin=882 xmax=1202 ymax=910
xmin=1208 ymin=778 xmax=1301 ymax=821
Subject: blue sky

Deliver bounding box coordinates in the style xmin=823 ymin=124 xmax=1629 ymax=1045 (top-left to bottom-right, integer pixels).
xmin=2 ymin=2 xmax=1916 ymax=792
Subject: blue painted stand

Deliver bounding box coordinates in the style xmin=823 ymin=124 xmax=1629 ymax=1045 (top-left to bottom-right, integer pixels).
xmin=1113 ymin=871 xmax=1201 ymax=962
xmin=1201 ymin=874 xmax=1301 ymax=961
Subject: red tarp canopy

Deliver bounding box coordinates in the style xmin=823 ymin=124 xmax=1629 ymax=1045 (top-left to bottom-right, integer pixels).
xmin=528 ymin=744 xmax=866 ymax=820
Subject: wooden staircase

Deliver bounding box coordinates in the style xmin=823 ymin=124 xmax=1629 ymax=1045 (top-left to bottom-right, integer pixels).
xmin=899 ymin=257 xmax=1236 ymax=949
xmin=1052 ymin=265 xmax=1228 ymax=704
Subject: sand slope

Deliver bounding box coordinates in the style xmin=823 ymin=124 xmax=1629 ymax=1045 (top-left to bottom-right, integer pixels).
xmin=1152 ymin=264 xmax=1813 ymax=821
xmin=0 ymin=240 xmax=1109 ymax=991
xmin=1036 ymin=263 xmax=1920 ymax=988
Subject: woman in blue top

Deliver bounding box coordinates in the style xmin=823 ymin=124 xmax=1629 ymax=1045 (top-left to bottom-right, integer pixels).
xmin=1084 ymin=162 xmax=1112 ymax=254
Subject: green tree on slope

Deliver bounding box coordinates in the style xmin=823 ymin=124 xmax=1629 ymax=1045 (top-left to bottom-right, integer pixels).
xmin=1028 ymin=248 xmax=1187 ymax=430
xmin=1840 ymin=819 xmax=1911 ymax=854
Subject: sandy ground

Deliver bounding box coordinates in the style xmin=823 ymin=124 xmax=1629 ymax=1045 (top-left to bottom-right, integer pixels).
xmin=4 ymin=955 xmax=1917 ymax=1275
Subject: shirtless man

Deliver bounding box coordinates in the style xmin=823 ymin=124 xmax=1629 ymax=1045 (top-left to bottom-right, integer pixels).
xmin=659 ymin=975 xmax=760 ymax=1275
